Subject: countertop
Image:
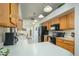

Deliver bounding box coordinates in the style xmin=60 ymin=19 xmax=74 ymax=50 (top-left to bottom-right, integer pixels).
xmin=56 ymin=37 xmax=74 ymax=41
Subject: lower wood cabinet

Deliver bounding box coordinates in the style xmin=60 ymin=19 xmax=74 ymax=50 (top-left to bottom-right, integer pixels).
xmin=56 ymin=37 xmax=74 ymax=54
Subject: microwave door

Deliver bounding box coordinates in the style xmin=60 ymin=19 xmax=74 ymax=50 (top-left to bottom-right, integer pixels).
xmin=51 ymin=27 xmax=55 ymax=30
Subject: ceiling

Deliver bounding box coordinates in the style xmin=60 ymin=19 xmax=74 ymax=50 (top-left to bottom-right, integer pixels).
xmin=20 ymin=3 xmax=61 ymax=20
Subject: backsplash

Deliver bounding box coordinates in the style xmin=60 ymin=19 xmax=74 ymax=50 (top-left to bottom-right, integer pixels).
xmin=48 ymin=30 xmax=75 ymax=40
xmin=64 ymin=30 xmax=75 ymax=38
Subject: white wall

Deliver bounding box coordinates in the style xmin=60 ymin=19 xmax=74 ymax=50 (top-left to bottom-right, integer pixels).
xmin=23 ymin=20 xmax=33 ymax=38
xmin=23 ymin=19 xmax=37 ymax=43
xmin=23 ymin=20 xmax=33 ymax=29
xmin=32 ymin=23 xmax=40 ymax=43
xmin=23 ymin=19 xmax=40 ymax=43
xmin=75 ymin=4 xmax=79 ymax=56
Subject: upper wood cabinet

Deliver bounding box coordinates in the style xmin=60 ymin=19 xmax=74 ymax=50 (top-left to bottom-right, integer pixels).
xmin=0 ymin=4 xmax=10 ymax=27
xmin=10 ymin=3 xmax=19 ymax=27
xmin=51 ymin=17 xmax=60 ymax=26
xmin=0 ymin=3 xmax=19 ymax=28
xmin=53 ymin=17 xmax=60 ymax=24
xmin=59 ymin=15 xmax=67 ymax=30
xmin=11 ymin=4 xmax=19 ymax=19
xmin=48 ymin=20 xmax=51 ymax=30
xmin=42 ymin=21 xmax=49 ymax=30
xmin=51 ymin=19 xmax=55 ymax=25
xmin=42 ymin=11 xmax=74 ymax=30
xmin=66 ymin=12 xmax=74 ymax=29
xmin=59 ymin=11 xmax=74 ymax=30
xmin=17 ymin=19 xmax=23 ymax=30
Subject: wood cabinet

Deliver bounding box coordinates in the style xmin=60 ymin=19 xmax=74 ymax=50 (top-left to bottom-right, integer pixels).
xmin=56 ymin=37 xmax=74 ymax=54
xmin=66 ymin=12 xmax=74 ymax=29
xmin=10 ymin=3 xmax=19 ymax=27
xmin=11 ymin=3 xmax=19 ymax=27
xmin=59 ymin=12 xmax=74 ymax=30
xmin=17 ymin=19 xmax=23 ymax=30
xmin=45 ymin=20 xmax=51 ymax=30
xmin=48 ymin=20 xmax=51 ymax=30
xmin=0 ymin=3 xmax=20 ymax=28
xmin=51 ymin=19 xmax=55 ymax=25
xmin=42 ymin=11 xmax=74 ymax=30
xmin=42 ymin=21 xmax=49 ymax=30
xmin=51 ymin=17 xmax=59 ymax=25
xmin=42 ymin=17 xmax=60 ymax=30
xmin=0 ymin=4 xmax=10 ymax=27
xmin=59 ymin=15 xmax=67 ymax=30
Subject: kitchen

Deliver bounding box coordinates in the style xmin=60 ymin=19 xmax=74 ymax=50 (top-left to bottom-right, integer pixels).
xmin=39 ymin=10 xmax=74 ymax=53
xmin=0 ymin=3 xmax=79 ymax=56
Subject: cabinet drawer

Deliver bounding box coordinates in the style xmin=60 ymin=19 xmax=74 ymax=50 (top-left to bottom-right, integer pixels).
xmin=56 ymin=41 xmax=64 ymax=47
xmin=56 ymin=38 xmax=63 ymax=43
xmin=62 ymin=43 xmax=74 ymax=53
xmin=56 ymin=41 xmax=74 ymax=53
xmin=63 ymin=40 xmax=74 ymax=46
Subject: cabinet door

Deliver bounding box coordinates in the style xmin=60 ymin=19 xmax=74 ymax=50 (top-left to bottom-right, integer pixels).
xmin=54 ymin=17 xmax=59 ymax=24
xmin=0 ymin=4 xmax=4 ymax=25
xmin=48 ymin=20 xmax=51 ymax=30
xmin=56 ymin=18 xmax=60 ymax=24
xmin=51 ymin=19 xmax=55 ymax=25
xmin=51 ymin=17 xmax=59 ymax=25
xmin=67 ymin=12 xmax=74 ymax=29
xmin=11 ymin=3 xmax=19 ymax=27
xmin=0 ymin=3 xmax=10 ymax=27
xmin=60 ymin=15 xmax=67 ymax=30
xmin=17 ymin=19 xmax=23 ymax=30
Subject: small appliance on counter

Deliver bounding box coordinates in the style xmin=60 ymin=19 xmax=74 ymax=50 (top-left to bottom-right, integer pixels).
xmin=55 ymin=32 xmax=65 ymax=37
xmin=50 ymin=32 xmax=65 ymax=45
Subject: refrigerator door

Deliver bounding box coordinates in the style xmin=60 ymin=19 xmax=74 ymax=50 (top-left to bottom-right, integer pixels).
xmin=38 ymin=26 xmax=48 ymax=42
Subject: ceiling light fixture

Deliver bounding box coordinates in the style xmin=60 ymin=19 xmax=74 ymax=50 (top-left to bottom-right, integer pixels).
xmin=32 ymin=20 xmax=38 ymax=25
xmin=34 ymin=20 xmax=38 ymax=23
xmin=38 ymin=14 xmax=44 ymax=19
xmin=32 ymin=22 xmax=35 ymax=25
xmin=44 ymin=5 xmax=53 ymax=12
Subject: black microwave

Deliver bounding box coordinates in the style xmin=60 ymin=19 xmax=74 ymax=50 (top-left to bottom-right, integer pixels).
xmin=51 ymin=24 xmax=60 ymax=30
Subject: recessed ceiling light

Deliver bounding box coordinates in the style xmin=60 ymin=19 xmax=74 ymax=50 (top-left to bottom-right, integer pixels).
xmin=32 ymin=22 xmax=35 ymax=25
xmin=38 ymin=14 xmax=44 ymax=19
xmin=44 ymin=5 xmax=53 ymax=12
xmin=34 ymin=20 xmax=38 ymax=23
xmin=32 ymin=20 xmax=38 ymax=25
